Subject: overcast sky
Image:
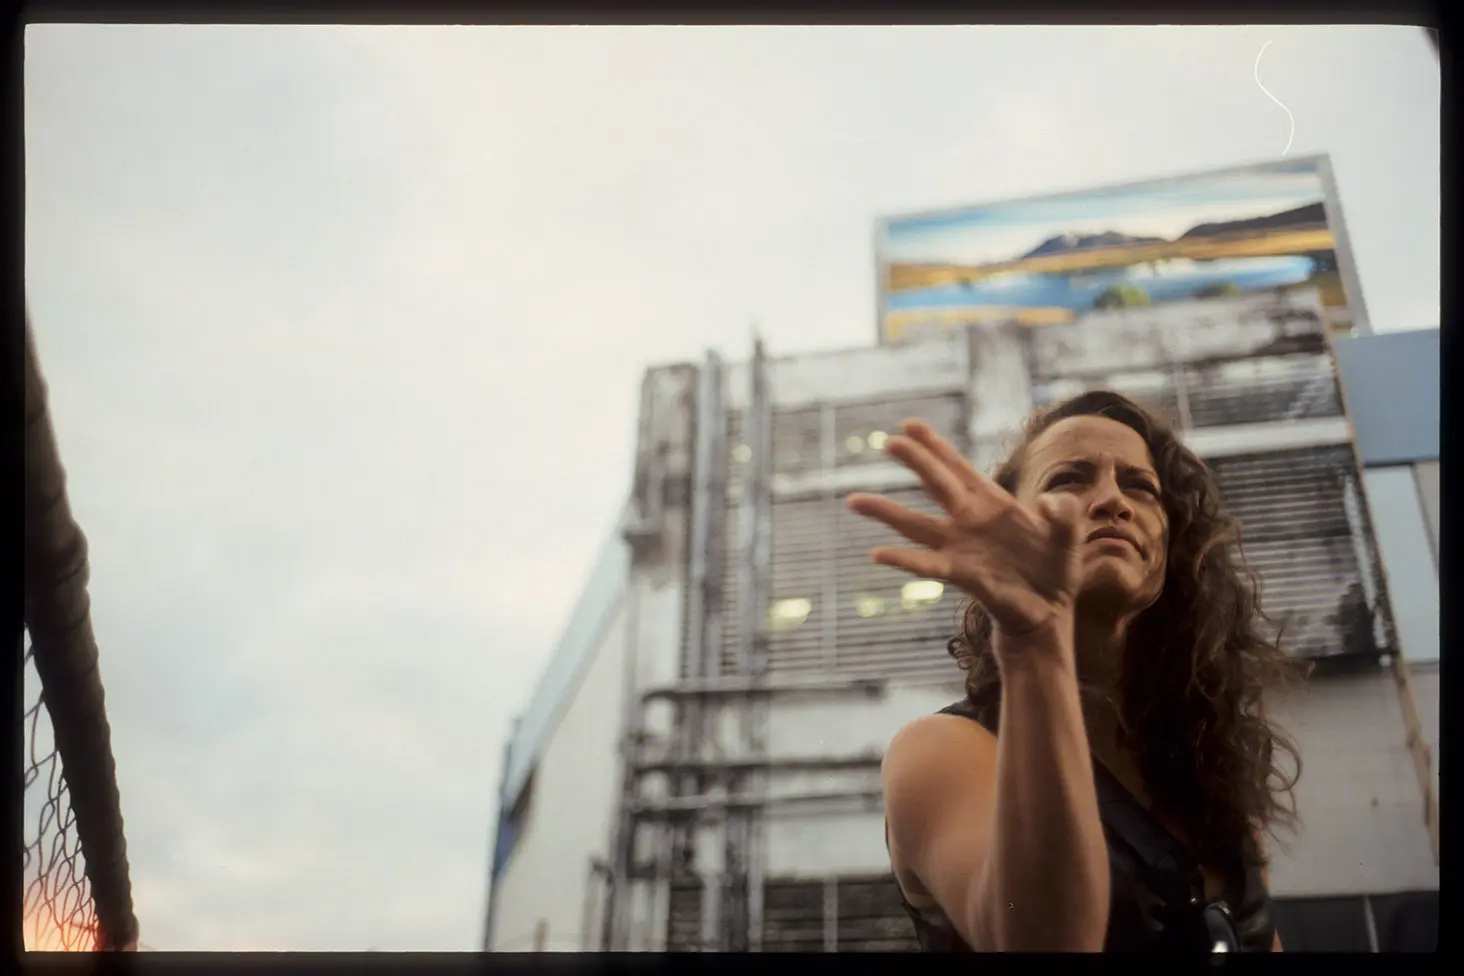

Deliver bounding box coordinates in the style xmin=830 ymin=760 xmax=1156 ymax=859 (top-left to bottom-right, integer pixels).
xmin=23 ymin=24 xmax=1437 ymax=951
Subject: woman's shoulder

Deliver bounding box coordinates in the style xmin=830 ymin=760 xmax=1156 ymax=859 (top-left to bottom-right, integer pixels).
xmin=936 ymin=684 xmax=1002 ymax=733
xmin=887 ymin=701 xmax=998 ymax=767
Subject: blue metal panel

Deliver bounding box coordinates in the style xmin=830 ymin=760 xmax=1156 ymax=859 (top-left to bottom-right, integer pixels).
xmin=1362 ymin=468 xmax=1440 ymax=663
xmin=1333 ymin=330 xmax=1439 ymax=465
xmin=499 ymin=522 xmax=631 ymax=814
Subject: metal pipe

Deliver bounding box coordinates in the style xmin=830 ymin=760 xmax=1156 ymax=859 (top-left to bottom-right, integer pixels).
xmin=742 ymin=338 xmax=775 ymax=953
xmin=820 ymin=401 xmax=838 ymax=674
xmin=630 ymin=788 xmax=884 ymax=817
xmin=582 ymin=859 xmax=610 ymax=951
xmin=605 ymin=570 xmax=647 ymax=950
xmin=632 ymin=753 xmax=882 ymax=775
xmin=642 ymin=676 xmax=885 ymax=703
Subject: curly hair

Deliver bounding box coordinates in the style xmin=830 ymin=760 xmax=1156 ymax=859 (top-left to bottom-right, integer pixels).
xmin=948 ymin=390 xmax=1308 ymax=868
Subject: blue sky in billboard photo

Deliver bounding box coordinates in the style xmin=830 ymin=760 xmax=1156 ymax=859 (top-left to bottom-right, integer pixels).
xmin=23 ymin=24 xmax=1437 ymax=951
xmin=882 ymin=161 xmax=1328 ymax=266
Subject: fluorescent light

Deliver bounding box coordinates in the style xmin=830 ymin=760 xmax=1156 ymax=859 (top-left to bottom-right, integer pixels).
xmin=900 ymin=580 xmax=944 ymax=610
xmin=768 ymin=598 xmax=812 ymax=629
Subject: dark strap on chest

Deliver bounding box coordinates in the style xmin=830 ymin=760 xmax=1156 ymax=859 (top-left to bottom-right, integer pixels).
xmin=940 ymin=696 xmax=1205 ymax=902
xmin=939 ymin=696 xmax=1239 ymax=950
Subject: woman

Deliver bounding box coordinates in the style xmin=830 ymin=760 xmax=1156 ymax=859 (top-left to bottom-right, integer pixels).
xmin=847 ymin=390 xmax=1304 ymax=953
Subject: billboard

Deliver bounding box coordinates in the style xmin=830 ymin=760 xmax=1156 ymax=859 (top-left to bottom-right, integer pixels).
xmin=875 ymin=156 xmax=1371 ymax=345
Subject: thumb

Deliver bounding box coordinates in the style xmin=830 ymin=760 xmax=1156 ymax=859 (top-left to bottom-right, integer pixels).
xmin=1035 ymin=494 xmax=1083 ymax=550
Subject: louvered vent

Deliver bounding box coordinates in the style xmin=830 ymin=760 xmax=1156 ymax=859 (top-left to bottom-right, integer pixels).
xmin=836 ymin=875 xmax=922 ymax=952
xmin=1033 ymin=370 xmax=1183 ymax=429
xmin=759 ymin=875 xmax=920 ymax=953
xmin=1212 ymin=445 xmax=1393 ymax=660
xmin=665 ymin=878 xmax=704 ymax=952
xmin=1183 ymin=354 xmax=1342 ymax=428
xmin=834 ymin=395 xmax=966 ymax=468
xmin=1032 ymin=353 xmax=1343 ymax=431
xmin=721 ymin=396 xmax=968 ymax=681
xmin=760 ymin=878 xmax=825 ymax=952
xmin=832 ymin=487 xmax=966 ymax=681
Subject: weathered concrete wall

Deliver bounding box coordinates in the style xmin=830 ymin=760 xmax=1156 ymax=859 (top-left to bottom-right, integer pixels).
xmin=1266 ymin=669 xmax=1438 ymax=898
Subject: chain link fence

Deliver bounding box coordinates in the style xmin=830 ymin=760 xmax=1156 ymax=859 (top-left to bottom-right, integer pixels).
xmin=24 ymin=314 xmax=139 ymax=952
xmin=23 ymin=636 xmax=101 ymax=952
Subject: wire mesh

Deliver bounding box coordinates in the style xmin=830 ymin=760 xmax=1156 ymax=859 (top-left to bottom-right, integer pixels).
xmin=22 ymin=636 xmax=101 ymax=953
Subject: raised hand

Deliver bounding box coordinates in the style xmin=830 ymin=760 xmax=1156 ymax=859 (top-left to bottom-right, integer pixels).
xmin=845 ymin=420 xmax=1083 ymax=641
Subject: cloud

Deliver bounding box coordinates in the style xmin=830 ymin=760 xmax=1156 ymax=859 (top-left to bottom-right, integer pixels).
xmin=23 ymin=24 xmax=1436 ymax=950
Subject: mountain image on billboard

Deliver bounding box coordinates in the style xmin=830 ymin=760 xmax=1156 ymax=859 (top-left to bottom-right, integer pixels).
xmin=879 ymin=158 xmax=1355 ymax=343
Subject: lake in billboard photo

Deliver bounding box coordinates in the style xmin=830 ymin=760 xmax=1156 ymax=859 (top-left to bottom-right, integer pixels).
xmin=879 ymin=158 xmax=1350 ymax=341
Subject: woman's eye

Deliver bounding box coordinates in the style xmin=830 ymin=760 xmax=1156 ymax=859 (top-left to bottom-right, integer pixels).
xmin=1130 ymin=481 xmax=1160 ymax=496
xmin=1046 ymin=473 xmax=1079 ymax=489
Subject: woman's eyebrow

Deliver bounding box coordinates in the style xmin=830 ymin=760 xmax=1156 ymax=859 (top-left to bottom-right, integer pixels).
xmin=1037 ymin=459 xmax=1158 ymax=480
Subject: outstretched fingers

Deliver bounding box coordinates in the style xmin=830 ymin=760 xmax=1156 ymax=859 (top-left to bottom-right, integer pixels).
xmin=883 ymin=433 xmax=970 ymax=514
xmin=903 ymin=420 xmax=1002 ymax=498
xmin=846 ymin=493 xmax=950 ymax=549
xmin=868 ymin=546 xmax=953 ymax=582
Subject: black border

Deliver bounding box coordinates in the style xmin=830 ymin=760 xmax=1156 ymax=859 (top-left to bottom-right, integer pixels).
xmin=11 ymin=0 xmax=1451 ymax=27
xmin=7 ymin=0 xmax=1449 ymax=962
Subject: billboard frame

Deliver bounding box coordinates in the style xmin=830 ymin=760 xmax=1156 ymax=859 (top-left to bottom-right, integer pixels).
xmin=873 ymin=153 xmax=1374 ymax=345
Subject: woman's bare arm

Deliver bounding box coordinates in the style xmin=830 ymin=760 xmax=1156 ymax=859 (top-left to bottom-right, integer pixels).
xmin=885 ymin=629 xmax=1110 ymax=952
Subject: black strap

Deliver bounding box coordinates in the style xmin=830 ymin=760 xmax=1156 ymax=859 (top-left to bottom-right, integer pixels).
xmin=940 ymin=698 xmax=1228 ymax=949
xmin=1090 ymin=761 xmax=1204 ymax=905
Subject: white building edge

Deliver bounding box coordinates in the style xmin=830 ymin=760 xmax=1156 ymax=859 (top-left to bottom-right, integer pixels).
xmin=486 ymin=294 xmax=1439 ymax=953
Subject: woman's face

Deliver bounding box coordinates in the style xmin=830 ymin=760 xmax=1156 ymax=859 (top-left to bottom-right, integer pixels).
xmin=1013 ymin=415 xmax=1169 ymax=616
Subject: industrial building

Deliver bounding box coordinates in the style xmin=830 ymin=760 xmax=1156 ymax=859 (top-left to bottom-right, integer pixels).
xmin=483 ymin=291 xmax=1438 ymax=953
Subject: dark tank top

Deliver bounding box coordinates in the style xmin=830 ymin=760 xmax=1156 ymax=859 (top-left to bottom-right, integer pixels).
xmin=893 ymin=692 xmax=1277 ymax=952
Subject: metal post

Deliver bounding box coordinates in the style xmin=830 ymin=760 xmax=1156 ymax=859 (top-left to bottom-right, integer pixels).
xmin=742 ymin=337 xmax=774 ymax=952
xmin=1171 ymin=354 xmax=1194 ymax=432
xmin=823 ymin=878 xmax=839 ymax=953
xmin=606 ymin=575 xmax=646 ymax=950
xmin=1391 ymin=655 xmax=1440 ymax=864
xmin=820 ymin=402 xmax=838 ymax=674
xmin=1362 ymin=895 xmax=1380 ymax=953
